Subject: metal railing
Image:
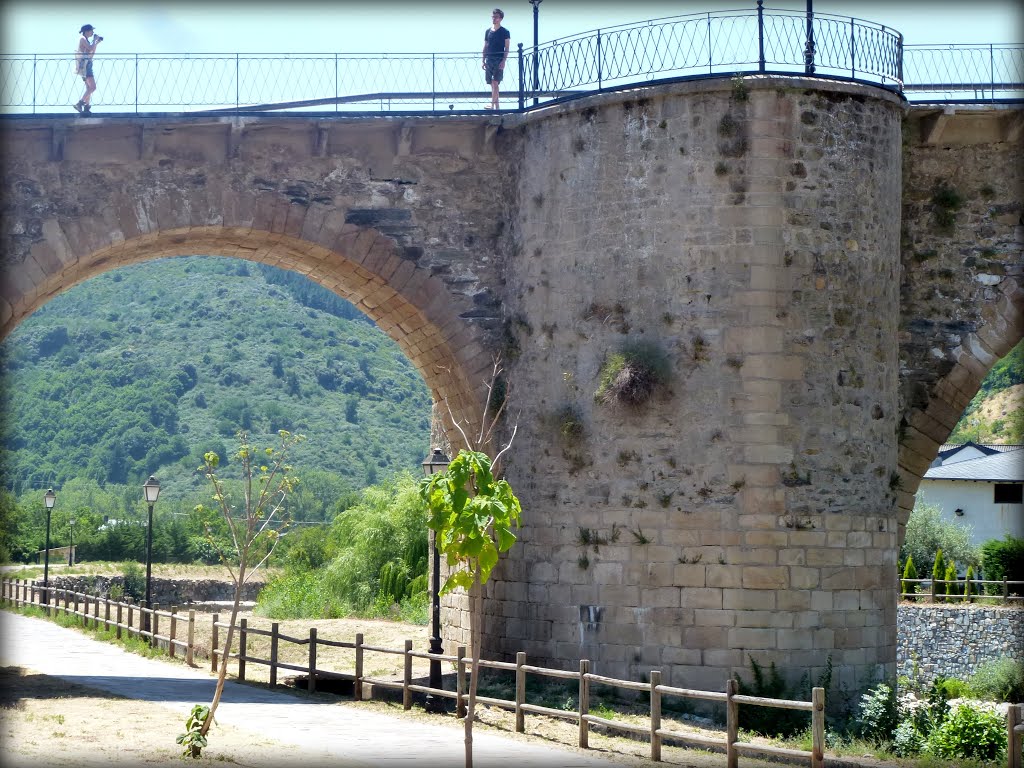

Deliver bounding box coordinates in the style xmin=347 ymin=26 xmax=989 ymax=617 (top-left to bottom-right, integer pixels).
xmin=904 ymin=44 xmax=1024 ymax=102
xmin=0 ymin=6 xmax=1019 ymax=115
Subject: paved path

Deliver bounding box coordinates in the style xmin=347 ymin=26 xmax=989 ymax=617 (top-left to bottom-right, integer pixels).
xmin=0 ymin=610 xmax=629 ymax=768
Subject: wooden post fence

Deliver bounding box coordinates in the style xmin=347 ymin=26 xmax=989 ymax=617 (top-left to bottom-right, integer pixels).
xmin=650 ymin=669 xmax=663 ymax=762
xmin=1010 ymin=703 xmax=1023 ymax=768
xmin=269 ymin=622 xmax=279 ymax=688
xmin=238 ymin=618 xmax=247 ymax=682
xmin=211 ymin=613 xmax=220 ymax=673
xmin=578 ymin=659 xmax=590 ymax=749
xmin=308 ymin=628 xmax=317 ymax=693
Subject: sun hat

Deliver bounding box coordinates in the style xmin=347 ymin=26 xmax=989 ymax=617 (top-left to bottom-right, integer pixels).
xmin=80 ymin=24 xmax=94 ymax=33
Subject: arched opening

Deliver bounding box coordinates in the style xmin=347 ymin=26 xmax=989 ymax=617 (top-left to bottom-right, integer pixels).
xmin=1 ymin=226 xmax=491 ymax=452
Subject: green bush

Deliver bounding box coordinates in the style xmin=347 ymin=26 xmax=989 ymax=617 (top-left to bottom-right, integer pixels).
xmin=981 ymin=535 xmax=1024 ymax=595
xmin=856 ymin=682 xmax=898 ymax=744
xmin=891 ymin=720 xmax=925 ymax=757
xmin=924 ymin=703 xmax=1006 ymax=762
xmin=968 ymin=657 xmax=1024 ymax=702
xmin=121 ymin=562 xmax=146 ymax=602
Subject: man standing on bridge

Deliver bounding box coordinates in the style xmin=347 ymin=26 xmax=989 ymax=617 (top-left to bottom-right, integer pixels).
xmin=482 ymin=9 xmax=510 ymax=110
xmin=74 ymin=24 xmax=102 ymax=115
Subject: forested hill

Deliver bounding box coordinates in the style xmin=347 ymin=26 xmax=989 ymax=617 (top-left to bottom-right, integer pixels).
xmin=0 ymin=256 xmax=432 ymax=498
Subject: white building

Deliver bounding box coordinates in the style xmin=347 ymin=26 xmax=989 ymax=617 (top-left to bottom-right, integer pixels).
xmin=917 ymin=442 xmax=1024 ymax=548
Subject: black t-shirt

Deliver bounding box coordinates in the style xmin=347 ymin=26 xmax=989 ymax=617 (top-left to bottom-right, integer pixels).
xmin=484 ymin=26 xmax=510 ymax=60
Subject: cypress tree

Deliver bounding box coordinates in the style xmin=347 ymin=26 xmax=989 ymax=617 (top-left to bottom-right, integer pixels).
xmin=932 ymin=549 xmax=945 ymax=602
xmin=944 ymin=560 xmax=959 ymax=597
xmin=902 ymin=555 xmax=918 ymax=600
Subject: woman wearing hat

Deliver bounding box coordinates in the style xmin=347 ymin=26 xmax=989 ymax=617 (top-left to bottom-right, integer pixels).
xmin=74 ymin=24 xmax=103 ymax=114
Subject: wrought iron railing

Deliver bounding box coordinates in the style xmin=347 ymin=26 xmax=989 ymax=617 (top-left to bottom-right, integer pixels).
xmin=0 ymin=6 xmax=1018 ymax=115
xmin=903 ymin=44 xmax=1024 ymax=101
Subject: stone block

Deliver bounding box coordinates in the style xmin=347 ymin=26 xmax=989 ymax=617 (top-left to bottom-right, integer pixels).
xmin=741 ymin=566 xmax=788 ymax=589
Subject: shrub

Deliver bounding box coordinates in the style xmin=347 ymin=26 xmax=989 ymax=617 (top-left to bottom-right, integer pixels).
xmin=980 ymin=535 xmax=1024 ymax=595
xmin=594 ymin=340 xmax=671 ymax=407
xmin=856 ymin=682 xmax=898 ymax=744
xmin=891 ymin=720 xmax=925 ymax=757
xmin=121 ymin=562 xmax=146 ymax=602
xmin=924 ymin=703 xmax=1006 ymax=762
xmin=968 ymin=657 xmax=1024 ymax=702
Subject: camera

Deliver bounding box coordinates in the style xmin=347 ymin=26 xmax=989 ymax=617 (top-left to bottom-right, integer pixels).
xmin=94 ymin=35 xmax=103 ymax=42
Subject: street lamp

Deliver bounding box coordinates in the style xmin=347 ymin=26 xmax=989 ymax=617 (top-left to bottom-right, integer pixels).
xmin=143 ymin=476 xmax=161 ymax=631
xmin=421 ymin=448 xmax=450 ymax=714
xmin=42 ymin=489 xmax=55 ymax=605
xmin=529 ymin=0 xmax=542 ymax=106
xmin=68 ymin=518 xmax=75 ymax=566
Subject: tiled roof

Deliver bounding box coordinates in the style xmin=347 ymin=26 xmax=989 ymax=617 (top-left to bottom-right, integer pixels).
xmin=924 ymin=448 xmax=1024 ymax=482
xmin=937 ymin=442 xmax=1023 ymax=453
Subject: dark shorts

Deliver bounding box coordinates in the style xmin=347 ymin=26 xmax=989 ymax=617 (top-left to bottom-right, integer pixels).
xmin=81 ymin=60 xmax=94 ymax=81
xmin=484 ymin=61 xmax=504 ymax=84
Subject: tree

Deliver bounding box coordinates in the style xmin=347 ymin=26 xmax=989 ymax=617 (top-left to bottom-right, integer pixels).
xmin=418 ymin=359 xmax=520 ymax=768
xmin=178 ymin=430 xmax=302 ymax=757
xmin=901 ymin=555 xmax=918 ymax=600
xmin=932 ymin=549 xmax=945 ymax=602
xmin=902 ymin=501 xmax=979 ymax=573
xmin=944 ymin=560 xmax=959 ymax=597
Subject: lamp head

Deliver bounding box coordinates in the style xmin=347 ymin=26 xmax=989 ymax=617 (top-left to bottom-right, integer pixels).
xmin=143 ymin=476 xmax=161 ymax=504
xmin=44 ymin=488 xmax=56 ymax=510
xmin=421 ymin=449 xmax=451 ymax=477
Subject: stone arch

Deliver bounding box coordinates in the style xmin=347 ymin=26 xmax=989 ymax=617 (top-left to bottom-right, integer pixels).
xmin=0 ymin=225 xmax=493 ymax=452
xmin=895 ymin=274 xmax=1024 ymax=541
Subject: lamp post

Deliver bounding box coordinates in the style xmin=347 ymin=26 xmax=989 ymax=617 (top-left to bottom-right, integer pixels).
xmin=67 ymin=518 xmax=75 ymax=566
xmin=529 ymin=0 xmax=542 ymax=105
xmin=421 ymin=448 xmax=450 ymax=714
xmin=42 ymin=489 xmax=55 ymax=606
xmin=143 ymin=476 xmax=161 ymax=632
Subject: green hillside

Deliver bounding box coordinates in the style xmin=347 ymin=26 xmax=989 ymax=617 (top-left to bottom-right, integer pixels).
xmin=948 ymin=338 xmax=1024 ymax=444
xmin=0 ymin=256 xmax=432 ymax=500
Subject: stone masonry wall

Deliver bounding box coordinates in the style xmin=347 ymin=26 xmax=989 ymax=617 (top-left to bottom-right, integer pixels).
xmin=477 ymin=77 xmax=906 ymax=696
xmin=48 ymin=575 xmax=261 ymax=605
xmin=898 ymin=604 xmax=1024 ymax=684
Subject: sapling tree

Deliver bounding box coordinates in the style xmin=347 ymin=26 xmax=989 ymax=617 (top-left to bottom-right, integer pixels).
xmin=177 ymin=430 xmax=302 ymax=758
xmin=418 ymin=359 xmax=521 ymax=768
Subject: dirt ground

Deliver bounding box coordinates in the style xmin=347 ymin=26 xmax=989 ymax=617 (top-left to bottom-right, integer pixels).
xmin=0 ymin=662 xmax=796 ymax=768
xmin=0 ymin=665 xmax=297 ymax=768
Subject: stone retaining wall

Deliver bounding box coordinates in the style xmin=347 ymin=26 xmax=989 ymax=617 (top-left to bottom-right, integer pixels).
xmin=48 ymin=576 xmax=261 ymax=606
xmin=897 ymin=603 xmax=1024 ymax=683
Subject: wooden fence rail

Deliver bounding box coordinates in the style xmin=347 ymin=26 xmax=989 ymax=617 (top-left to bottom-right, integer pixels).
xmin=2 ymin=576 xmax=823 ymax=766
xmin=898 ymin=576 xmax=1024 ymax=604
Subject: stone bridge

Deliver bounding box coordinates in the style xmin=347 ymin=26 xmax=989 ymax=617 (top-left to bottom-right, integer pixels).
xmin=2 ymin=75 xmax=1021 ymax=699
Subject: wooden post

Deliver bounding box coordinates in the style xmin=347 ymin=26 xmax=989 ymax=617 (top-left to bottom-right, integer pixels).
xmin=1004 ymin=577 xmax=1010 ymax=603
xmin=650 ymin=670 xmax=662 ymax=762
xmin=73 ymin=591 xmax=79 ymax=621
xmin=238 ymin=618 xmax=247 ymax=682
xmin=354 ymin=633 xmax=364 ymax=701
xmin=726 ymin=678 xmax=739 ymax=768
xmin=930 ymin=578 xmax=937 ymax=603
xmin=269 ymin=622 xmax=279 ymax=688
xmin=211 ymin=613 xmax=220 ymax=673
xmin=578 ymin=659 xmax=590 ymax=749
xmin=151 ymin=603 xmax=160 ymax=649
xmin=127 ymin=602 xmax=134 ymax=638
xmin=456 ymin=646 xmax=467 ymax=719
xmin=187 ymin=610 xmax=195 ymax=667
xmin=515 ymin=651 xmax=526 ymax=733
xmin=403 ymin=639 xmax=413 ymax=710
xmin=812 ymin=686 xmax=825 ymax=768
xmin=116 ymin=602 xmax=123 ymax=640
xmin=93 ymin=594 xmax=100 ymax=629
xmin=1008 ymin=703 xmax=1022 ymax=768
xmin=169 ymin=607 xmax=178 ymax=659
xmin=308 ymin=628 xmax=317 ymax=693
xmin=103 ymin=596 xmax=111 ymax=631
